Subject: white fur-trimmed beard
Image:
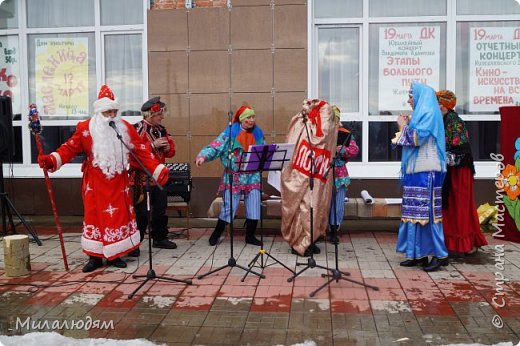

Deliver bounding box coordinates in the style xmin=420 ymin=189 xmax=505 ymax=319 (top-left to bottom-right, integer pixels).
xmin=90 ymin=113 xmax=132 ymax=179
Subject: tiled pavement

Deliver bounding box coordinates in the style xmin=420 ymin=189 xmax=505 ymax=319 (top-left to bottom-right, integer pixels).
xmin=0 ymin=224 xmax=519 ymax=346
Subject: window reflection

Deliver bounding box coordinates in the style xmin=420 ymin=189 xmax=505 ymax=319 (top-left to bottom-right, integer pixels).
xmin=101 ymin=0 xmax=143 ymax=25
xmin=27 ymin=0 xmax=94 ymax=28
xmin=369 ymin=0 xmax=446 ymax=17
xmin=0 ymin=0 xmax=17 ymax=29
xmin=369 ymin=122 xmax=402 ymax=162
xmin=314 ymin=0 xmax=362 ymax=18
xmin=465 ymin=121 xmax=500 ymax=161
xmin=105 ymin=34 xmax=143 ymax=117
xmin=318 ymin=27 xmax=360 ymax=113
xmin=457 ymin=0 xmax=520 ymax=15
xmin=30 ymin=126 xmax=86 ymax=164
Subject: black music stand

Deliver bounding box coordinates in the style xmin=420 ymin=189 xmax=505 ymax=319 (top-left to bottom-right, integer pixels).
xmin=197 ymin=113 xmax=265 ymax=281
xmin=239 ymin=144 xmax=296 ymax=281
xmin=0 ymin=163 xmax=42 ymax=245
xmin=310 ymin=131 xmax=378 ymax=297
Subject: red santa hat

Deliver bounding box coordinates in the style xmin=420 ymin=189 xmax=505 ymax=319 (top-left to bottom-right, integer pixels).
xmin=93 ymin=84 xmax=120 ymax=114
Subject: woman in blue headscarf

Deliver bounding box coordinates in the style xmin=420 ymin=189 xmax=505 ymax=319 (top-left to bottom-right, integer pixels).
xmin=392 ymin=82 xmax=449 ymax=272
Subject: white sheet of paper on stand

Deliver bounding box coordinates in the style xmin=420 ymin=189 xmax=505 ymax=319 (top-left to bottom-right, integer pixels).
xmin=268 ymin=170 xmax=282 ymax=192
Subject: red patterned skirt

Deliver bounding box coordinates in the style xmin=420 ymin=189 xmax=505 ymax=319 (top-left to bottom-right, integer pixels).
xmin=442 ymin=166 xmax=488 ymax=253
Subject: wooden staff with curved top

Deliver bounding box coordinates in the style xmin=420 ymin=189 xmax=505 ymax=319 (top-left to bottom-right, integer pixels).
xmin=28 ymin=104 xmax=69 ymax=271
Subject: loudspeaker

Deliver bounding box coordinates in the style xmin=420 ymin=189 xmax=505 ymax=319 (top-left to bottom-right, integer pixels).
xmin=0 ymin=96 xmax=15 ymax=162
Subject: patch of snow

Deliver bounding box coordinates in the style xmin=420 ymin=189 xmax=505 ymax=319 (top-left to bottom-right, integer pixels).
xmin=63 ymin=293 xmax=104 ymax=306
xmin=141 ymin=296 xmax=175 ymax=309
xmin=0 ymin=332 xmax=166 ymax=346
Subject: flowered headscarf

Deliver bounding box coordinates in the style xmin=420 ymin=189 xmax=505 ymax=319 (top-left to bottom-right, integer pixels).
xmin=436 ymin=90 xmax=457 ymax=110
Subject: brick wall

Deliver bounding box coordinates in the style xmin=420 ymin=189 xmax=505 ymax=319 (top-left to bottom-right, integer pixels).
xmin=152 ymin=0 xmax=227 ymax=9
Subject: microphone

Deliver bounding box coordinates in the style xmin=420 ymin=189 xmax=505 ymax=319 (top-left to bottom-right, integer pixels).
xmin=228 ymin=111 xmax=233 ymax=124
xmin=108 ymin=120 xmax=122 ymax=138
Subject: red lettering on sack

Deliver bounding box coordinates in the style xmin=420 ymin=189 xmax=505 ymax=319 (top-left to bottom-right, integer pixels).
xmin=292 ymin=140 xmax=331 ymax=183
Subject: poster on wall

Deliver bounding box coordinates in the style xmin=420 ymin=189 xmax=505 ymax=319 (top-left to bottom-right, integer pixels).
xmin=35 ymin=37 xmax=89 ymax=117
xmin=469 ymin=27 xmax=520 ymax=112
xmin=0 ymin=37 xmax=20 ymax=115
xmin=379 ymin=25 xmax=440 ymax=111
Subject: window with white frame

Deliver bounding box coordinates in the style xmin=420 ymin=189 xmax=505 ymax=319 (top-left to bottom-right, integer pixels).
xmin=310 ymin=0 xmax=519 ymax=177
xmin=0 ymin=0 xmax=146 ymax=173
xmin=316 ymin=26 xmax=363 ymax=162
xmin=104 ymin=34 xmax=143 ymax=117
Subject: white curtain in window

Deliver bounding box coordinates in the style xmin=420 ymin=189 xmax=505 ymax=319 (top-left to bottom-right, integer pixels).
xmin=369 ymin=0 xmax=445 ymax=17
xmin=27 ymin=0 xmax=94 ymax=28
xmin=314 ymin=0 xmax=362 ymax=18
xmin=101 ymin=0 xmax=143 ymax=26
xmin=457 ymin=0 xmax=520 ymax=15
xmin=318 ymin=27 xmax=360 ymax=113
xmin=105 ymin=34 xmax=143 ymax=117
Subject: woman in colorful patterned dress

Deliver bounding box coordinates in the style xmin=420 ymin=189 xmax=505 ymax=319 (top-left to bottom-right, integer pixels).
xmin=328 ymin=105 xmax=359 ymax=244
xmin=436 ymin=90 xmax=488 ymax=255
xmin=392 ymin=82 xmax=449 ymax=272
xmin=195 ymin=105 xmax=264 ymax=246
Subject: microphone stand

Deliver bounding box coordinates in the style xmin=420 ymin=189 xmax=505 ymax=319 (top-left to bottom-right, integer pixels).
xmin=197 ymin=112 xmax=265 ymax=280
xmin=107 ymin=121 xmax=192 ymax=300
xmin=310 ymin=130 xmax=378 ymax=297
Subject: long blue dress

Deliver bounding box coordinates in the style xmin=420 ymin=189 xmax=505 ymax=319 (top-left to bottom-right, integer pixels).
xmin=393 ymin=82 xmax=448 ymax=260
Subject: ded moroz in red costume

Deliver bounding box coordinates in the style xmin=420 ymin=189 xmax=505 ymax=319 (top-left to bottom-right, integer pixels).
xmin=42 ymin=85 xmax=169 ymax=261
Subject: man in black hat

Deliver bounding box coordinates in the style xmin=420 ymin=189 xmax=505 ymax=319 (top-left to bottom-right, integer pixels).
xmin=128 ymin=96 xmax=177 ymax=256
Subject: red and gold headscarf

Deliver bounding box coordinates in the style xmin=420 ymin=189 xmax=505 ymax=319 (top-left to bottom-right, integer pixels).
xmin=436 ymin=90 xmax=457 ymax=110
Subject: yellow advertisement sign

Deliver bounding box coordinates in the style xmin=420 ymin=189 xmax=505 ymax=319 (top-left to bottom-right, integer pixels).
xmin=35 ymin=38 xmax=88 ymax=117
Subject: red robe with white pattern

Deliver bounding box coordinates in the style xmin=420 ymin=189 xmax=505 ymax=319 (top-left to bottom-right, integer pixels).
xmin=51 ymin=119 xmax=166 ymax=260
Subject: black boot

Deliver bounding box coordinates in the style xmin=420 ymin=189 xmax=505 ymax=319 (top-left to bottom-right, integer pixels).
xmin=209 ymin=219 xmax=228 ymax=246
xmin=108 ymin=257 xmax=127 ymax=268
xmin=245 ymin=219 xmax=262 ymax=246
xmin=82 ymin=256 xmax=103 ymax=273
xmin=329 ymin=225 xmax=339 ymax=244
xmin=423 ymin=257 xmax=449 ymax=272
xmin=400 ymin=257 xmax=429 ymax=267
xmin=151 ymin=215 xmax=177 ymax=249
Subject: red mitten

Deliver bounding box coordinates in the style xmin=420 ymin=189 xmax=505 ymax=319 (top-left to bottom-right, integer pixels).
xmin=157 ymin=166 xmax=169 ymax=186
xmin=38 ymin=154 xmax=56 ymax=171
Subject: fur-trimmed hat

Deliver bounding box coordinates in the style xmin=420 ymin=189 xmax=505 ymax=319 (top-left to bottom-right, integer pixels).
xmin=93 ymin=84 xmax=120 ymax=114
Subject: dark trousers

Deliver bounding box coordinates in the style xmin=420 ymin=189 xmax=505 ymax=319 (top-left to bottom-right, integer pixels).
xmin=135 ymin=185 xmax=168 ymax=242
